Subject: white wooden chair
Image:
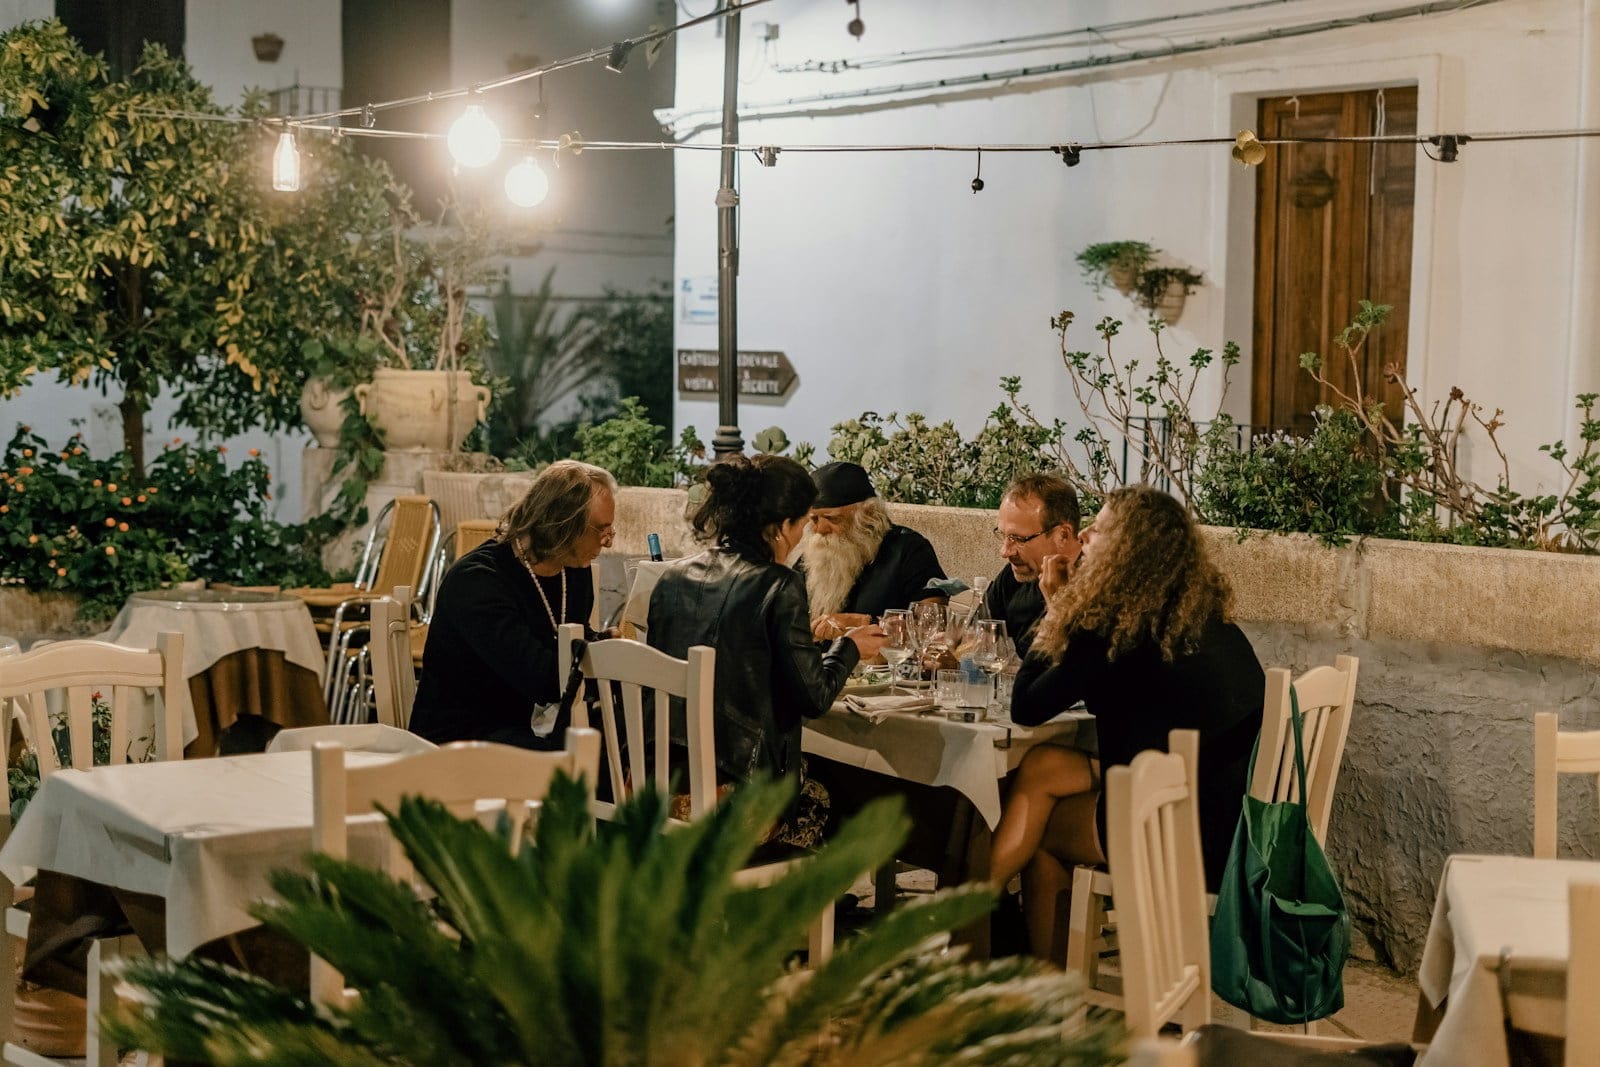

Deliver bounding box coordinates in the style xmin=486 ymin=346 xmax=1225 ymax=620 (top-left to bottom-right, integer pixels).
xmin=1067 ymin=656 xmax=1360 ymax=1010
xmin=368 ymin=587 xmax=417 ymax=730
xmin=1567 ymin=880 xmax=1600 ymax=1065
xmin=308 ymin=729 xmax=601 ymax=1005
xmin=0 ymin=633 xmax=186 ymax=1067
xmin=1533 ymin=712 xmax=1600 ymax=859
xmin=1112 ymin=730 xmax=1421 ymax=1061
xmin=556 ymin=624 xmax=835 ymax=964
xmin=1106 ymin=731 xmax=1211 ymax=1038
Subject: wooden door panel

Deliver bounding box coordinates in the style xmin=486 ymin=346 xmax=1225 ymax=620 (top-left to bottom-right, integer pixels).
xmin=1253 ymin=88 xmax=1416 ymax=431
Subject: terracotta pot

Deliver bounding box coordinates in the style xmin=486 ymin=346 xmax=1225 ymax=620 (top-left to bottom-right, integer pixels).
xmin=353 ymin=369 xmax=492 ymax=452
xmin=1108 ymin=264 xmax=1139 ymax=296
xmin=11 ymin=978 xmax=86 ymax=1058
xmin=1153 ymin=279 xmax=1189 ymax=325
xmin=298 ymin=377 xmax=352 ymax=449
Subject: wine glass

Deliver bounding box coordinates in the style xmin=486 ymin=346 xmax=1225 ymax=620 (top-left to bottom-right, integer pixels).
xmin=879 ymin=610 xmax=915 ymax=685
xmin=910 ymin=602 xmax=947 ymax=680
xmin=970 ymin=619 xmax=1009 ymax=707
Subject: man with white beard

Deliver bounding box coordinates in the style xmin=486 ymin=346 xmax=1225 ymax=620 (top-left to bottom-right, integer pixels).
xmin=799 ymin=461 xmax=946 ymax=638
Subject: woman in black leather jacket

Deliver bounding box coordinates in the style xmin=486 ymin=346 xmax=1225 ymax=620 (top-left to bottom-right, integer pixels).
xmin=647 ymin=454 xmax=884 ymax=844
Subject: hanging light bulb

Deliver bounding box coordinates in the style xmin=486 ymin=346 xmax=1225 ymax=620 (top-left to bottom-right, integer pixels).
xmin=447 ymin=103 xmax=501 ymax=168
xmin=504 ymin=156 xmax=550 ymax=207
xmin=272 ymin=130 xmax=301 ymax=191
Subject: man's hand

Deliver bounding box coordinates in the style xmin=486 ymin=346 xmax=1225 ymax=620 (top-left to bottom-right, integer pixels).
xmin=813 ymin=612 xmax=872 ymax=640
xmin=846 ymin=623 xmax=887 ymax=661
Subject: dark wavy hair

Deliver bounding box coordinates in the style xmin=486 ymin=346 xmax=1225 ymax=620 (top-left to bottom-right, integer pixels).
xmin=497 ymin=460 xmax=617 ymax=564
xmin=1033 ymin=485 xmax=1232 ymax=664
xmin=692 ymin=454 xmax=817 ymax=563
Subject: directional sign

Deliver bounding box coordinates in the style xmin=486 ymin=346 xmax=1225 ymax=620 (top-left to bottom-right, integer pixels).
xmin=676 ymin=349 xmax=799 ymax=399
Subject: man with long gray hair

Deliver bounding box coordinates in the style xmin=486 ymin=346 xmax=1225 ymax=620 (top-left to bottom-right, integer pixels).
xmin=799 ymin=461 xmax=946 ymax=637
xmin=410 ymin=460 xmax=616 ymax=749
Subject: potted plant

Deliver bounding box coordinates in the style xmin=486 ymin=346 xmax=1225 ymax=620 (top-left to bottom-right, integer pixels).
xmin=1134 ymin=266 xmax=1205 ymax=325
xmin=1075 ymin=240 xmax=1158 ymax=296
xmin=105 ymin=776 xmax=1116 ymax=1064
xmin=351 ymin=199 xmax=503 ymax=454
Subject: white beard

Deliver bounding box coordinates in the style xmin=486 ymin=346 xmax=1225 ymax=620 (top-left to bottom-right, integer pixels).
xmin=802 ymin=506 xmax=891 ymax=615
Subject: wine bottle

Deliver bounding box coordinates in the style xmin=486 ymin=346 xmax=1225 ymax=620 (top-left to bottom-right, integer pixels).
xmin=647 ymin=532 xmax=663 ymax=561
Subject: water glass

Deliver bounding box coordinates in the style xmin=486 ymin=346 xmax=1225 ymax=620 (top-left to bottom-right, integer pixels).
xmin=935 ymin=669 xmax=989 ymax=711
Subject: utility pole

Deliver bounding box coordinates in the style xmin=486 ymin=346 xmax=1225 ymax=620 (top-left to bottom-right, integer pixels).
xmin=711 ymin=0 xmax=744 ymax=458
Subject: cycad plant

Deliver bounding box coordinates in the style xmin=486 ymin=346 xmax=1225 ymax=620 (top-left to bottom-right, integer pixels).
xmin=105 ymin=775 xmax=1117 ymax=1066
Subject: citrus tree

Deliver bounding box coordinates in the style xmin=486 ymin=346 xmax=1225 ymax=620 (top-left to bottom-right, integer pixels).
xmin=0 ymin=19 xmax=398 ymax=474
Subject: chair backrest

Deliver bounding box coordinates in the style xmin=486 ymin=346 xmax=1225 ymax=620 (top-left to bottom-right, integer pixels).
xmin=1569 ymin=880 xmax=1600 ymax=1065
xmin=369 ymin=587 xmax=417 ymax=730
xmin=308 ymin=728 xmax=601 ymax=1003
xmin=369 ymin=495 xmax=442 ymax=598
xmin=1106 ymin=728 xmax=1211 ymax=1039
xmin=1251 ymin=656 xmax=1358 ymax=844
xmin=557 ymin=623 xmax=716 ymax=818
xmin=455 ymin=518 xmax=499 ymax=558
xmin=0 ymin=633 xmax=186 ymax=784
xmin=1533 ymin=712 xmax=1600 ymax=859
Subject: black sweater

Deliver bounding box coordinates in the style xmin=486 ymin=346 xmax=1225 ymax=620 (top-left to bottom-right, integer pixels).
xmin=1010 ymin=615 xmax=1264 ymax=888
xmin=410 ymin=540 xmax=594 ymax=748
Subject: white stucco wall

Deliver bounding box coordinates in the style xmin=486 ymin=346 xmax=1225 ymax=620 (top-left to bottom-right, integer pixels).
xmin=668 ymin=0 xmax=1599 ymax=496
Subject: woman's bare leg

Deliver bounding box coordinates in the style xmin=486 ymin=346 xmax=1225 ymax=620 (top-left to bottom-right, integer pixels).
xmin=989 ymin=744 xmax=1095 ymax=888
xmin=1021 ymin=791 xmax=1106 ymax=962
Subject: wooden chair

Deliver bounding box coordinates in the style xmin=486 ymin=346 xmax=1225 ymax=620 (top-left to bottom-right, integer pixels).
xmin=556 ymin=624 xmax=835 ymax=964
xmin=308 ymin=729 xmax=601 ymax=1006
xmin=1568 ymin=881 xmax=1600 ymax=1065
xmin=1534 ymin=712 xmax=1600 ymax=859
xmin=0 ymin=634 xmax=186 ymax=1067
xmin=1067 ymin=656 xmax=1360 ymax=1010
xmin=368 ymin=589 xmax=417 ymax=730
xmin=1106 ymin=731 xmax=1211 ymax=1038
xmin=288 ymin=496 xmax=441 ymax=709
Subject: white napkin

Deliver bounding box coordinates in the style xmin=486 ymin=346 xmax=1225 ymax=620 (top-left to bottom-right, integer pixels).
xmin=841 ymin=693 xmax=937 ymax=723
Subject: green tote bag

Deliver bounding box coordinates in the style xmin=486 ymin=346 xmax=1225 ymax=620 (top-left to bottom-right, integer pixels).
xmin=1210 ymin=686 xmax=1350 ymax=1024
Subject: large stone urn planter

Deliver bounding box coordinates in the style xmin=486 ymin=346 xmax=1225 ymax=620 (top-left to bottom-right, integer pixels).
xmin=354 ymin=369 xmax=491 ymax=452
xmin=297 ymin=377 xmax=352 ymax=449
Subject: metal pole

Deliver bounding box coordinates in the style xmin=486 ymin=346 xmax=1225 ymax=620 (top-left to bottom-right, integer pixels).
xmin=711 ymin=1 xmax=745 ymax=458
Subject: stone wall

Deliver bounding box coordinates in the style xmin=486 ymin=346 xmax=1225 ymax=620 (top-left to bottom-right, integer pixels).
xmin=424 ymin=476 xmax=1600 ymax=970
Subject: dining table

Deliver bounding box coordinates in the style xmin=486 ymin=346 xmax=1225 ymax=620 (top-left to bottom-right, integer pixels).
xmin=97 ymin=587 xmax=328 ymax=755
xmin=1414 ymin=853 xmax=1600 ymax=1065
xmin=0 ymin=749 xmax=399 ymax=959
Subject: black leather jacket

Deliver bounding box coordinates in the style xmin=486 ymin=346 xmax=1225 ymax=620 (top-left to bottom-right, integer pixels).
xmin=647 ymin=545 xmax=860 ymax=782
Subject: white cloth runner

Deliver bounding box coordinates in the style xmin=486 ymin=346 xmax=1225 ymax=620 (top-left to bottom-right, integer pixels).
xmin=839 ymin=693 xmax=937 ymax=723
xmin=97 ymin=593 xmax=326 ymax=682
xmin=267 ymin=724 xmax=437 ymax=756
xmin=803 ymin=708 xmax=1086 ymax=829
xmin=1417 ymin=854 xmax=1600 ymax=1065
xmin=0 ymin=750 xmax=399 ymax=958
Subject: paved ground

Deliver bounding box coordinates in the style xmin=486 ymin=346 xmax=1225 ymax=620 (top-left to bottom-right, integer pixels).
xmin=849 ymin=867 xmax=1422 ymax=1043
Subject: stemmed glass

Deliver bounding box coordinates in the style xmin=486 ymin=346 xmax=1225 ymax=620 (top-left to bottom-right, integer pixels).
xmin=879 ymin=610 xmax=916 ymax=686
xmin=910 ymin=602 xmax=947 ymax=681
xmin=970 ymin=619 xmax=1009 ymax=709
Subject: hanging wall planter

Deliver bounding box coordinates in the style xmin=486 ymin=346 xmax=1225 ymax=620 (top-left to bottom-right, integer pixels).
xmin=1075 ymin=240 xmax=1158 ymax=296
xmin=1135 ymin=266 xmax=1205 ymax=326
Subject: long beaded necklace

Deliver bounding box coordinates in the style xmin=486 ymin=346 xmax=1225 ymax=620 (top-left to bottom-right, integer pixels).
xmin=516 ymin=541 xmax=567 ymax=633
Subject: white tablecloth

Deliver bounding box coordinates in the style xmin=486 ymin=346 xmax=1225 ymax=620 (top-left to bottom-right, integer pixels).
xmin=99 ymin=590 xmax=325 ymax=682
xmin=0 ymin=750 xmax=397 ymax=958
xmin=0 ymin=635 xmax=19 ymax=655
xmin=803 ymin=707 xmax=1089 ymax=828
xmin=1417 ymin=854 xmax=1600 ymax=1066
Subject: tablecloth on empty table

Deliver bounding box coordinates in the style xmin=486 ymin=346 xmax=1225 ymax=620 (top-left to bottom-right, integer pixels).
xmin=98 ymin=592 xmax=325 ymax=682
xmin=1416 ymin=853 xmax=1600 ymax=1066
xmin=0 ymin=750 xmax=397 ymax=958
xmin=802 ymin=707 xmax=1085 ymax=828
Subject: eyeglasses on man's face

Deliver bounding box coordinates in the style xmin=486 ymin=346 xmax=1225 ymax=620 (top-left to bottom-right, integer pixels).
xmin=992 ymin=526 xmax=1052 ymax=548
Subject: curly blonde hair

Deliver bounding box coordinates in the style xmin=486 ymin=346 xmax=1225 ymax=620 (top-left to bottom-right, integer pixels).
xmin=1032 ymin=485 xmax=1232 ymax=664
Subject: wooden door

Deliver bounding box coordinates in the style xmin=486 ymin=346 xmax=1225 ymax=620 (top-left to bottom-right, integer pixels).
xmin=1252 ymin=87 xmax=1417 ymax=433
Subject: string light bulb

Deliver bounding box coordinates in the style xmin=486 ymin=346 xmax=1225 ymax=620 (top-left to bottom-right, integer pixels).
xmin=504 ymin=156 xmax=550 ymax=207
xmin=272 ymin=130 xmax=301 ymax=191
xmin=447 ymin=103 xmax=501 ymax=168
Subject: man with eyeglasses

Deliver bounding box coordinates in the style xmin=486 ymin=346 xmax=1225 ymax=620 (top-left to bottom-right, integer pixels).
xmin=984 ymin=473 xmax=1082 ymax=655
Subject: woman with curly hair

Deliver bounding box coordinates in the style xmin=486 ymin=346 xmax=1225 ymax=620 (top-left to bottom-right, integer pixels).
xmin=991 ymin=484 xmax=1264 ymax=960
